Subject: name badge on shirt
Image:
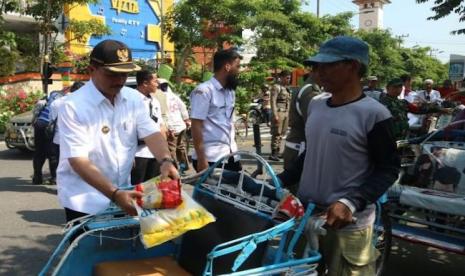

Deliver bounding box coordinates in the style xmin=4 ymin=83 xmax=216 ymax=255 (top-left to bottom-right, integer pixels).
xmin=102 ymin=126 xmax=110 ymax=134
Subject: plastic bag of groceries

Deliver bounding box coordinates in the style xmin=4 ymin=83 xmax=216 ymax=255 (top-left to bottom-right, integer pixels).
xmin=134 ymin=176 xmax=183 ymax=209
xmin=135 ymin=190 xmax=216 ymax=248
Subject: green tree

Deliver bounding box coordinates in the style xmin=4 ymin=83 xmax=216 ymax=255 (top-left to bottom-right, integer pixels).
xmin=355 ymin=29 xmax=448 ymax=87
xmin=400 ymin=46 xmax=448 ymax=87
xmin=416 ymin=0 xmax=465 ymax=34
xmin=248 ymin=2 xmax=353 ymax=72
xmin=164 ymin=0 xmax=252 ymax=83
xmin=25 ymin=0 xmax=110 ymax=92
xmin=356 ymin=29 xmax=406 ymax=84
xmin=27 ymin=0 xmax=110 ymax=60
xmin=0 ymin=0 xmax=22 ymax=76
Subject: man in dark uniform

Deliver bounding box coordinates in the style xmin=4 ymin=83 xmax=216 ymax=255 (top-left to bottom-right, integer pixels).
xmin=269 ymin=71 xmax=291 ymax=161
xmin=282 ymin=72 xmax=321 ymax=172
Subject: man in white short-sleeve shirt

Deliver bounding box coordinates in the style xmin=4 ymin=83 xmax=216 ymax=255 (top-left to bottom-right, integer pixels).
xmin=190 ymin=49 xmax=242 ymax=172
xmin=57 ymin=40 xmax=178 ymax=221
xmin=131 ymin=70 xmax=166 ymax=185
xmin=405 ymin=79 xmax=442 ymax=127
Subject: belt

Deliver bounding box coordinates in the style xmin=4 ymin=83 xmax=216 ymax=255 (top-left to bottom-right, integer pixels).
xmin=285 ymin=141 xmax=306 ymax=155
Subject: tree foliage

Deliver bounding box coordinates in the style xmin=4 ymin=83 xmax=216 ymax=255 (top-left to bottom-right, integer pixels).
xmin=355 ymin=29 xmax=448 ymax=87
xmin=248 ymin=1 xmax=353 ymax=71
xmin=164 ymin=0 xmax=251 ymax=82
xmin=26 ymin=0 xmax=110 ymax=64
xmin=163 ymin=0 xmax=449 ymax=112
xmin=416 ymin=0 xmax=465 ymax=34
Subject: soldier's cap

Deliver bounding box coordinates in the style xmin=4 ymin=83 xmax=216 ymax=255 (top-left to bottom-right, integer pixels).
xmin=304 ymin=36 xmax=369 ymax=67
xmin=424 ymin=79 xmax=434 ymax=85
xmin=387 ymin=78 xmax=403 ymax=87
xmin=90 ymin=40 xmax=141 ymax=73
xmin=367 ymin=75 xmax=378 ymax=81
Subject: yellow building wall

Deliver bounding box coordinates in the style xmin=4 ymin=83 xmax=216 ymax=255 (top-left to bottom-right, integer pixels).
xmin=64 ymin=0 xmax=174 ymax=61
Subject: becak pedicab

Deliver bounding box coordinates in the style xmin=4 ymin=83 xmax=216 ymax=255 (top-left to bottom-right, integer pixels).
xmin=391 ymin=104 xmax=465 ymax=257
xmin=40 ymin=152 xmax=324 ymax=276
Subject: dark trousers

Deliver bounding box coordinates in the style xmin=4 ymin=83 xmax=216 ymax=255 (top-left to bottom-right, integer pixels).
xmin=131 ymin=157 xmax=160 ymax=185
xmin=65 ymin=207 xmax=88 ymax=222
xmin=64 ymin=208 xmax=89 ymax=242
xmin=50 ymin=143 xmax=60 ymax=180
xmin=192 ymin=156 xmax=242 ymax=172
xmin=263 ymin=108 xmax=272 ymax=124
xmin=33 ymin=121 xmax=56 ymax=180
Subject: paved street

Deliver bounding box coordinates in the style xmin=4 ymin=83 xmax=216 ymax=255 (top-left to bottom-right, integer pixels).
xmin=0 ymin=127 xmax=464 ymax=275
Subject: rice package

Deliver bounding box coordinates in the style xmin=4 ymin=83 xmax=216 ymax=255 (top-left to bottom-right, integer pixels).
xmin=136 ymin=190 xmax=216 ymax=248
xmin=134 ymin=176 xmax=183 ymax=209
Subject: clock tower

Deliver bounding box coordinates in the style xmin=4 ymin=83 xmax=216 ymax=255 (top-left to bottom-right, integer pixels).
xmin=353 ymin=0 xmax=391 ymax=31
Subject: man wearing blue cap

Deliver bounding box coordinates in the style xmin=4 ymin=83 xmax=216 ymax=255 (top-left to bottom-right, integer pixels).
xmin=278 ymin=36 xmax=400 ymax=275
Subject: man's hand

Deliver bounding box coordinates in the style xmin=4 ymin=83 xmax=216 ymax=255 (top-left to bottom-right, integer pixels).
xmin=114 ymin=190 xmax=143 ymax=216
xmin=196 ymin=158 xmax=209 ymax=172
xmin=325 ymin=201 xmax=353 ymax=230
xmin=160 ymin=160 xmax=180 ymax=180
xmin=197 ymin=159 xmax=209 ymax=172
xmin=184 ymin=119 xmax=191 ymax=129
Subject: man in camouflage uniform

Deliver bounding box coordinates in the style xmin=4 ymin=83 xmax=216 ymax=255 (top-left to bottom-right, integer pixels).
xmin=282 ymin=73 xmax=321 ymax=175
xmin=379 ymin=78 xmax=447 ymax=140
xmin=269 ymin=71 xmax=292 ymax=161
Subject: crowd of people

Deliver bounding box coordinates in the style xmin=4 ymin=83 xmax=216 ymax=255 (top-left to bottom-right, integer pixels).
xmin=27 ymin=35 xmax=463 ymax=275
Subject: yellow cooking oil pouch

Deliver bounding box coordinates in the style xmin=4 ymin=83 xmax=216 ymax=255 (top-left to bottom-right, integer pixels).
xmin=135 ymin=190 xmax=215 ymax=248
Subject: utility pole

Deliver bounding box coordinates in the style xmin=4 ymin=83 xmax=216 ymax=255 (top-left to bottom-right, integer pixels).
xmin=154 ymin=0 xmax=164 ymax=62
xmin=429 ymin=48 xmax=444 ymax=57
xmin=317 ymin=0 xmax=320 ymax=18
xmin=395 ymin=34 xmax=409 ymax=48
xmin=42 ymin=0 xmax=52 ymax=96
xmin=160 ymin=0 xmax=164 ymax=60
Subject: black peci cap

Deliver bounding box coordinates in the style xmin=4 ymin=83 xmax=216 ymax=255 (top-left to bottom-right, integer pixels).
xmin=90 ymin=39 xmax=141 ymax=73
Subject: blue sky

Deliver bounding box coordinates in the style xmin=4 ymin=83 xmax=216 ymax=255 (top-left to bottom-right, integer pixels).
xmin=302 ymin=0 xmax=465 ymax=63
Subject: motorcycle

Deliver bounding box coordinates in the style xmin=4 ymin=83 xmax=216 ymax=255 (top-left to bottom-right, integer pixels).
xmin=247 ymin=99 xmax=270 ymax=126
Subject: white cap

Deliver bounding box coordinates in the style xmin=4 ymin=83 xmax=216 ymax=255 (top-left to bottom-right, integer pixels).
xmin=157 ymin=78 xmax=169 ymax=84
xmin=424 ymin=79 xmax=434 ymax=85
xmin=367 ymin=76 xmax=378 ymax=81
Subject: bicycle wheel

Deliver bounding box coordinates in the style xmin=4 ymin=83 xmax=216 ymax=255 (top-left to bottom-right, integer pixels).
xmin=234 ymin=117 xmax=248 ymax=141
xmin=374 ymin=203 xmax=392 ymax=276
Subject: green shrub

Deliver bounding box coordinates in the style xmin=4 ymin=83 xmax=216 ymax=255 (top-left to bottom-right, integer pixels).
xmin=0 ymin=47 xmax=19 ymax=76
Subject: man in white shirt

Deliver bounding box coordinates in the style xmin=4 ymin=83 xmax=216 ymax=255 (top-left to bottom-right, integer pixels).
xmin=130 ymin=70 xmax=166 ymax=185
xmin=156 ymin=78 xmax=191 ymax=172
xmin=57 ymin=40 xmax=178 ymax=222
xmin=190 ymin=49 xmax=242 ymax=172
xmin=405 ymin=79 xmax=442 ymax=128
xmin=408 ymin=79 xmax=442 ymax=104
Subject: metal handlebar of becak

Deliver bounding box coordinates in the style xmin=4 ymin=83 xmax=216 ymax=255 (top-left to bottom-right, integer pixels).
xmin=203 ymin=203 xmax=321 ymax=276
xmin=197 ymin=151 xmax=283 ymax=190
xmin=194 ymin=151 xmax=286 ymax=216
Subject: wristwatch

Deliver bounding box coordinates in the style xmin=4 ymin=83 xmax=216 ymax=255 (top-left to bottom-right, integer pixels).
xmin=159 ymin=157 xmax=177 ymax=166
